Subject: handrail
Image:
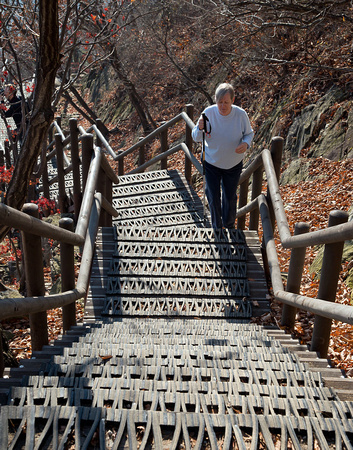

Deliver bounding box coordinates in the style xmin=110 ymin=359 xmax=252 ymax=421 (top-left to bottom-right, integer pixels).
xmin=276 ymin=290 xmax=353 ymax=324
xmin=78 ymin=124 xmax=116 ymax=159
xmin=75 ymin=147 xmax=102 ymax=238
xmin=241 ymin=147 xmax=353 ymax=247
xmin=128 ymin=142 xmax=202 ymax=175
xmin=0 ymin=145 xmax=115 ymax=322
xmin=0 ymin=203 xmax=84 ymax=246
xmin=0 ymin=107 xmax=198 ymax=376
xmin=258 ymin=193 xmax=353 ymax=325
xmin=237 ymin=137 xmax=353 ymax=357
xmin=115 ymin=113 xmax=189 ymax=162
xmin=0 ymin=193 xmax=103 ymax=321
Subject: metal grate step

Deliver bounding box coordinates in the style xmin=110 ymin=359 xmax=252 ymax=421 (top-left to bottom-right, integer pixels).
xmin=113 ymin=226 xmax=246 ymax=244
xmin=2 ymin=405 xmax=353 ymax=449
xmin=108 ymin=259 xmax=247 ymax=278
xmin=2 ymin=318 xmax=353 ymax=448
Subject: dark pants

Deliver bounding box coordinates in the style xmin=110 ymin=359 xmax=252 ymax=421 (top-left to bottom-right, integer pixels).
xmin=204 ymin=160 xmax=243 ymax=229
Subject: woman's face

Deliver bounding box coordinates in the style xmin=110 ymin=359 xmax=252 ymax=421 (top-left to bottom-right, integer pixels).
xmin=216 ymin=92 xmax=234 ymax=116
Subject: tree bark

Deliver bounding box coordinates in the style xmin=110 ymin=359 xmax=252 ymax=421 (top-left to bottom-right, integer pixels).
xmin=110 ymin=47 xmax=156 ymax=134
xmin=0 ymin=0 xmax=60 ymax=241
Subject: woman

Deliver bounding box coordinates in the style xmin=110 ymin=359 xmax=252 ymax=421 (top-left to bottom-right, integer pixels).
xmin=192 ymin=83 xmax=254 ymax=229
xmin=3 ymin=84 xmax=23 ymax=131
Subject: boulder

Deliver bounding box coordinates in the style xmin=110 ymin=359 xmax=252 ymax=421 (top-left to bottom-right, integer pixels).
xmin=280 ymin=158 xmax=311 ymax=185
xmin=285 ymin=86 xmax=349 ymax=159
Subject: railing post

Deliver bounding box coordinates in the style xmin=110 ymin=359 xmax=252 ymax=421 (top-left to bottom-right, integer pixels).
xmin=60 ymin=218 xmax=76 ymax=333
xmin=0 ymin=325 xmax=4 ymax=377
xmin=160 ymin=123 xmax=168 ymax=170
xmin=237 ymin=181 xmax=248 ymax=230
xmin=118 ymin=154 xmax=124 ymax=177
xmin=270 ymin=136 xmax=283 ymax=180
xmin=4 ymin=140 xmax=11 ymax=168
xmin=267 ymin=137 xmax=284 ymax=230
xmin=97 ymin=162 xmax=108 ymax=227
xmin=105 ymin=175 xmax=113 ymax=227
xmin=138 ymin=137 xmax=145 ymax=167
xmin=185 ymin=104 xmax=194 ymax=183
xmin=95 ymin=119 xmax=105 ymax=147
xmin=12 ymin=137 xmax=19 ymax=164
xmin=42 ymin=146 xmax=50 ymax=201
xmin=69 ymin=118 xmax=82 ymax=222
xmin=249 ymin=166 xmax=263 ymax=231
xmin=81 ymin=133 xmax=94 ymax=193
xmin=310 ymin=210 xmax=349 ymax=357
xmin=55 ymin=133 xmax=68 ymax=213
xmin=22 ymin=203 xmax=48 ymax=352
xmin=48 ymin=122 xmax=54 ymax=162
xmin=281 ymin=222 xmax=310 ymax=328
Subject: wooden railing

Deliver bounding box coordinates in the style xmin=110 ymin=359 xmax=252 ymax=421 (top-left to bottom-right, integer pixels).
xmin=0 ymin=104 xmax=352 ymax=377
xmin=0 ymin=107 xmax=200 ymax=377
xmin=0 ymin=131 xmax=119 ymax=376
xmin=112 ymin=116 xmax=353 ymax=359
xmin=237 ymin=137 xmax=353 ymax=357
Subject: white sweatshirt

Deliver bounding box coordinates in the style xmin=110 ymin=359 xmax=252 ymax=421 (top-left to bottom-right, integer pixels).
xmin=192 ymin=104 xmax=254 ymax=169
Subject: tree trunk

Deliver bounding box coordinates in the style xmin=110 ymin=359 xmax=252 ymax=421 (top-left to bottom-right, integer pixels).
xmin=110 ymin=48 xmax=156 ymax=134
xmin=0 ymin=0 xmax=60 ymax=241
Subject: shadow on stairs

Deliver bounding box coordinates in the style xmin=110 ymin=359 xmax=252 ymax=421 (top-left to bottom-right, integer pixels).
xmin=86 ymin=169 xmax=270 ymax=321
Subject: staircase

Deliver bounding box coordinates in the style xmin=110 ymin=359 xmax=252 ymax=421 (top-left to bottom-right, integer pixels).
xmin=1 ymin=169 xmax=353 ymax=448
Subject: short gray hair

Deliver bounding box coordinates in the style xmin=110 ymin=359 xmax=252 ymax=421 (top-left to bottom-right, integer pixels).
xmin=215 ymin=83 xmax=234 ymax=102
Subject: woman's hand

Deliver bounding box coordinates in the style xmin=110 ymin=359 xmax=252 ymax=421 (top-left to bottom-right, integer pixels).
xmin=235 ymin=143 xmax=248 ymax=154
xmin=198 ymin=116 xmax=204 ymax=130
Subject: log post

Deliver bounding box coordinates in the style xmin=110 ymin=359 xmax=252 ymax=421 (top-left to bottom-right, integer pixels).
xmin=22 ymin=203 xmax=48 ymax=352
xmin=311 ymin=210 xmax=349 ymax=357
xmin=60 ymin=218 xmax=76 ymax=333
xmin=249 ymin=166 xmax=263 ymax=231
xmin=160 ymin=124 xmax=168 ymax=170
xmin=281 ymin=222 xmax=310 ymax=328
xmin=185 ymin=104 xmax=194 ymax=183
xmin=266 ymin=136 xmax=284 ymax=231
xmin=237 ymin=181 xmax=248 ymax=230
xmin=118 ymin=155 xmax=124 ymax=177
xmin=138 ymin=137 xmax=145 ymax=168
xmin=55 ymin=133 xmax=67 ymax=213
xmin=81 ymin=133 xmax=94 ymax=193
xmin=96 ymin=162 xmax=108 ymax=227
xmin=105 ymin=174 xmax=113 ymax=227
xmin=95 ymin=119 xmax=105 ymax=147
xmin=69 ymin=118 xmax=82 ymax=222
xmin=42 ymin=144 xmax=50 ymax=201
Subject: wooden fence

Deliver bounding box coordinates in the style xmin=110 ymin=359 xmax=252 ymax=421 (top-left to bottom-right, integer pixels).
xmin=0 ymin=105 xmax=353 ymax=376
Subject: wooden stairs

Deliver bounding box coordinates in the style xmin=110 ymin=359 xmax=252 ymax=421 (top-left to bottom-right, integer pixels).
xmin=1 ymin=169 xmax=353 ymax=449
